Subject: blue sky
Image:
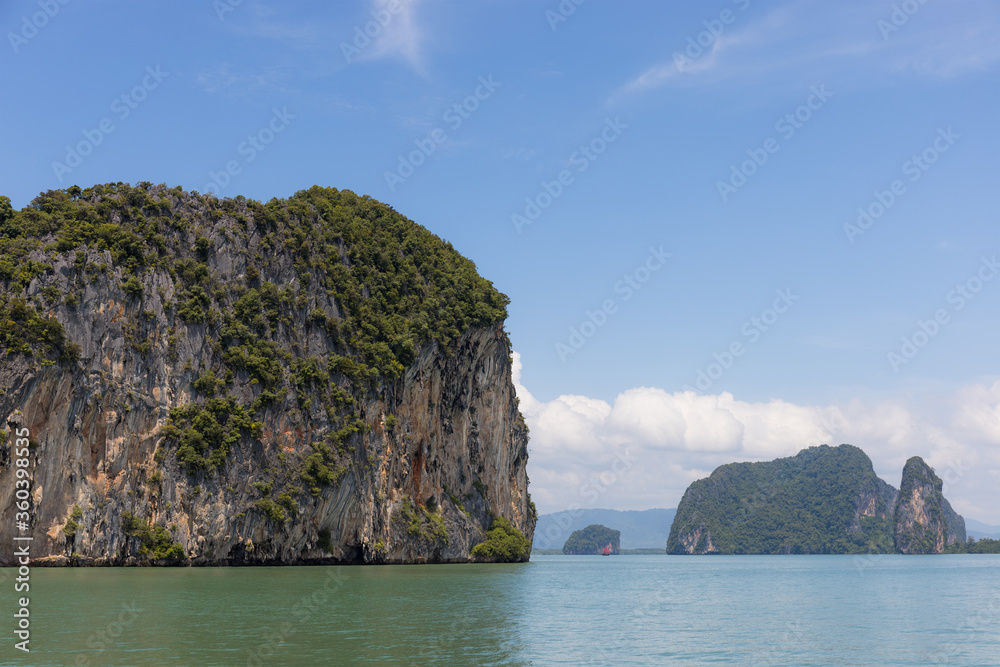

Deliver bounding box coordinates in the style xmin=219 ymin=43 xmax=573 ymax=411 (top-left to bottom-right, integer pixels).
xmin=2 ymin=0 xmax=998 ymax=521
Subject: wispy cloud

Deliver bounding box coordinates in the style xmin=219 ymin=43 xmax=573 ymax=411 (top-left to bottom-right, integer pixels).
xmin=621 ymin=41 xmax=721 ymax=94
xmin=611 ymin=1 xmax=1000 ymax=104
xmin=217 ymin=0 xmax=428 ymax=74
xmin=363 ymin=0 xmax=425 ymax=73
xmin=614 ymin=7 xmax=793 ymax=99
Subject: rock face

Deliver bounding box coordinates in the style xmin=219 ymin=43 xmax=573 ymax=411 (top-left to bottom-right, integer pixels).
xmin=894 ymin=456 xmax=966 ymax=554
xmin=562 ymin=524 xmax=621 ymax=555
xmin=0 ymin=183 xmax=534 ymax=565
xmin=667 ymin=445 xmax=964 ymax=555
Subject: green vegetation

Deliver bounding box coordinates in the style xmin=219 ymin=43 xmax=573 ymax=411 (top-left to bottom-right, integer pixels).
xmin=668 ymin=445 xmax=899 ymax=555
xmin=317 ymin=528 xmax=332 ymax=552
xmin=254 ymin=498 xmax=288 ymax=525
xmin=444 ymin=489 xmax=470 ymax=517
xmin=0 ymin=183 xmax=521 ymax=550
xmin=399 ymin=497 xmax=449 ymax=545
xmin=192 ymin=369 xmax=223 ymax=396
xmin=563 ymin=524 xmax=620 ymax=555
xmin=63 ymin=505 xmax=84 ymax=537
xmin=158 ymin=397 xmax=262 ymax=474
xmin=121 ymin=511 xmax=186 ymax=561
xmin=0 ymin=182 xmax=509 ymax=467
xmin=120 ymin=275 xmax=143 ymax=298
xmin=0 ymin=296 xmax=80 ymax=363
xmin=2 ymin=182 xmax=506 ymax=373
xmin=299 ymin=419 xmax=360 ymax=495
xmin=945 ymin=538 xmax=1000 ymax=554
xmin=276 ymin=491 xmax=298 ymax=516
xmin=471 ymin=516 xmax=530 ymax=563
xmin=668 ymin=446 xmax=972 ymax=555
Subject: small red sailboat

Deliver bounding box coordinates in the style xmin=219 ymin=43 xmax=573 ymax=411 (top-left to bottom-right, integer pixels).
xmin=600 ymin=543 xmax=612 ymax=556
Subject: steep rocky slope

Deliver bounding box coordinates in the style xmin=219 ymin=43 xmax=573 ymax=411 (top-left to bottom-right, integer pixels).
xmin=667 ymin=445 xmax=897 ymax=554
xmin=667 ymin=444 xmax=964 ymax=555
xmin=894 ymin=456 xmax=966 ymax=554
xmin=0 ymin=183 xmax=535 ymax=565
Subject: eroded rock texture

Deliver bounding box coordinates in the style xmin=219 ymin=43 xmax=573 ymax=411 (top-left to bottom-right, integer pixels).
xmin=0 ymin=183 xmax=534 ymax=565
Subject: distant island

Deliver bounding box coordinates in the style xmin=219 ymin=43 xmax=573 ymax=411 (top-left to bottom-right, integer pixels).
xmin=534 ymin=508 xmax=676 ymax=550
xmin=563 ymin=524 xmax=620 ymax=555
xmin=668 ymin=444 xmax=967 ymax=555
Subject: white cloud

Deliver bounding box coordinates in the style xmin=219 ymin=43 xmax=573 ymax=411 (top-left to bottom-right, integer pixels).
xmin=363 ymin=0 xmax=425 ymax=73
xmin=514 ymin=352 xmax=1000 ymax=525
xmin=217 ymin=0 xmax=427 ymax=76
xmin=620 ymin=41 xmax=721 ymax=94
xmin=951 ymin=381 xmax=1000 ymax=445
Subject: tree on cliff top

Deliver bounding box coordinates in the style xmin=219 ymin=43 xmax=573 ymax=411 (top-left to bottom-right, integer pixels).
xmin=0 ymin=182 xmax=509 ymax=377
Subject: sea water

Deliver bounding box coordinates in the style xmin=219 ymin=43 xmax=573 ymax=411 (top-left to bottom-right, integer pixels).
xmin=2 ymin=555 xmax=998 ymax=665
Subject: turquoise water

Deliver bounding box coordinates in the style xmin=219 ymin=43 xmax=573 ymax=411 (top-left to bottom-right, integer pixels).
xmin=2 ymin=555 xmax=999 ymax=665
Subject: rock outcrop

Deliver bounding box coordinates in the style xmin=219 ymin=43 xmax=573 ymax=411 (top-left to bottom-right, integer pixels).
xmin=0 ymin=183 xmax=534 ymax=565
xmin=667 ymin=445 xmax=963 ymax=555
xmin=894 ymin=456 xmax=966 ymax=554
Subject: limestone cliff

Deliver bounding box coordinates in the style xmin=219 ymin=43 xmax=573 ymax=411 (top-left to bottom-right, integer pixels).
xmin=0 ymin=183 xmax=534 ymax=565
xmin=894 ymin=456 xmax=965 ymax=554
